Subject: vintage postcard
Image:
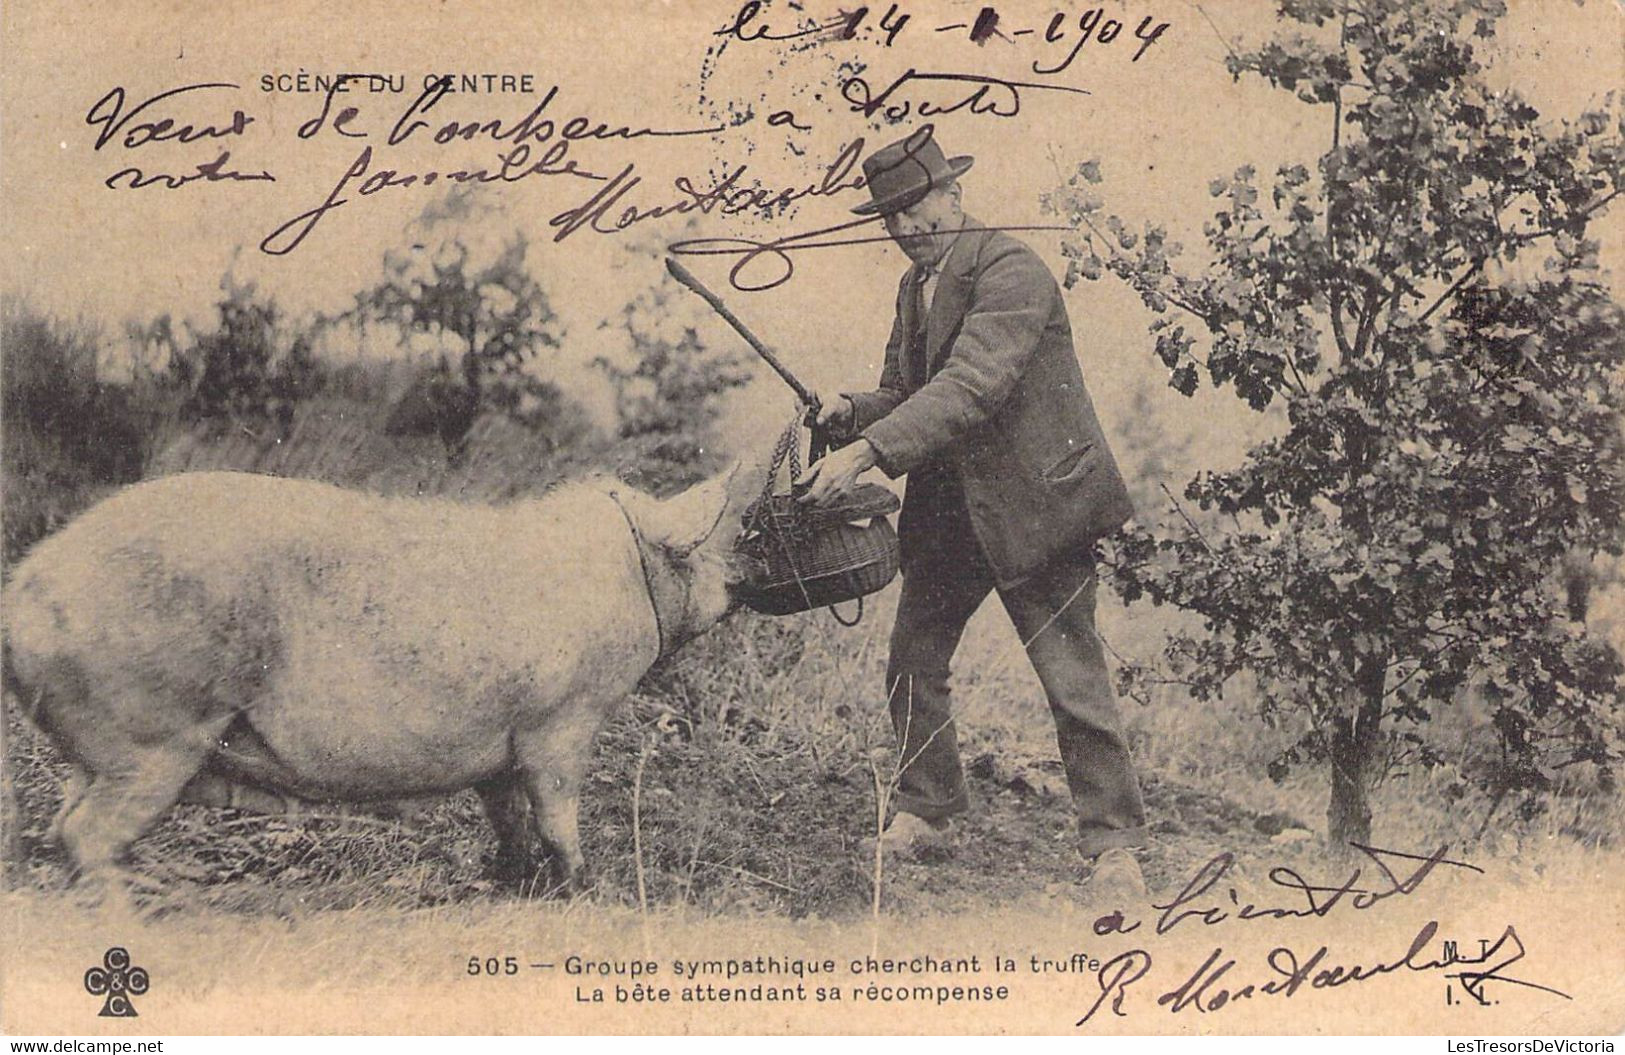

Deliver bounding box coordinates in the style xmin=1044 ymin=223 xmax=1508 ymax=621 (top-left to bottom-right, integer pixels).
xmin=2 ymin=0 xmax=1622 ymax=1037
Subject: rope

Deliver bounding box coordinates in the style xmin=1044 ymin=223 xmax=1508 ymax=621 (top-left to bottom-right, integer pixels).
xmin=739 ymin=416 xmax=871 ymax=626
xmin=609 ymin=491 xmax=666 ymax=657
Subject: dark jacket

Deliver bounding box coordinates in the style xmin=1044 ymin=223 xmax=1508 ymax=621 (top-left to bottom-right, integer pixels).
xmin=845 ymin=218 xmax=1133 ymax=587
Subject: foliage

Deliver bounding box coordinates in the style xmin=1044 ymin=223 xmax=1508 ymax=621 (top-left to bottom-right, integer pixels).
xmin=168 ymin=282 xmax=321 ymax=438
xmin=1 ymin=300 xmax=146 ymax=484
xmin=1047 ymin=0 xmax=1625 ymax=841
xmin=594 ymin=243 xmax=753 ymax=495
xmin=1 ymin=300 xmax=157 ymax=563
xmin=347 ymin=189 xmax=568 ymax=452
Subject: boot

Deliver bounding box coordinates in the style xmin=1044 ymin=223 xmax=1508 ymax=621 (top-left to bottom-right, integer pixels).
xmin=863 ymin=811 xmax=954 ymax=858
xmin=1081 ymin=847 xmax=1148 ymax=908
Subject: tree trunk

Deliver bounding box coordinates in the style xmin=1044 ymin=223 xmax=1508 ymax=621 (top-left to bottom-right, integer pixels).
xmin=1330 ymin=387 xmax=1384 ymax=849
xmin=1327 ymin=658 xmax=1388 ymax=848
xmin=1327 ymin=718 xmax=1374 ymax=847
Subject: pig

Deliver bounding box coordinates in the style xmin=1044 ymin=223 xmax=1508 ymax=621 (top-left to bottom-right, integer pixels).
xmin=2 ymin=457 xmax=767 ymax=899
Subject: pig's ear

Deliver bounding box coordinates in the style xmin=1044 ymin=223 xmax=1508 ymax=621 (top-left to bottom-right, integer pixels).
xmin=654 ymin=460 xmax=746 ymax=556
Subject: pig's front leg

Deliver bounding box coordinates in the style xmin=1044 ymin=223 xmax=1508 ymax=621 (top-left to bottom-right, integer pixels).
xmin=515 ymin=701 xmax=609 ymax=895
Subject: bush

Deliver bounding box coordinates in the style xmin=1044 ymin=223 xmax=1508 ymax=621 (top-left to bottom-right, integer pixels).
xmin=173 ymin=283 xmax=322 ymax=440
xmin=1 ymin=299 xmax=163 ymax=564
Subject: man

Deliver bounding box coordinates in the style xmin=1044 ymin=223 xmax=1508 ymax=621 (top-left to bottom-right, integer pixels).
xmin=796 ymin=126 xmax=1149 ymax=897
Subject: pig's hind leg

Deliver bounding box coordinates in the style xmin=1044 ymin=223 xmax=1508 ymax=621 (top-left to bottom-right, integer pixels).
xmin=57 ymin=718 xmax=227 ymax=904
xmin=47 ymin=764 xmax=91 ymax=848
xmin=475 ymin=772 xmax=545 ymax=890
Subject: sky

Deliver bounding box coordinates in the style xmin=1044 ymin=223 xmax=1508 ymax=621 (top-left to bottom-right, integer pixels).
xmin=2 ymin=0 xmax=1621 ymax=458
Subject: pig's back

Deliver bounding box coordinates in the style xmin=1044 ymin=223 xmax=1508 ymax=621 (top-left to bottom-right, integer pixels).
xmin=4 ymin=472 xmax=657 ymax=712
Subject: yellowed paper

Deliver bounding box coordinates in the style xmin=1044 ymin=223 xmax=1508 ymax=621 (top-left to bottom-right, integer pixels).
xmin=2 ymin=0 xmax=1622 ymax=1036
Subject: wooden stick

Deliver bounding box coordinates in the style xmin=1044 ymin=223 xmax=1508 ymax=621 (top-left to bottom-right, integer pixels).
xmin=665 ymin=257 xmax=821 ymax=412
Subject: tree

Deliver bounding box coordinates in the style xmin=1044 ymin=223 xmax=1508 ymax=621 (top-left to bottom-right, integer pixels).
xmin=593 ymin=226 xmax=753 ymax=494
xmin=1047 ymin=0 xmax=1625 ymax=845
xmin=173 ymin=280 xmax=319 ymax=441
xmin=354 ymin=189 xmax=566 ymax=459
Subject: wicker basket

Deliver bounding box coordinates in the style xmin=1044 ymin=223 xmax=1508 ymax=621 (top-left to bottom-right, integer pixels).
xmin=735 ymin=484 xmax=901 ymax=617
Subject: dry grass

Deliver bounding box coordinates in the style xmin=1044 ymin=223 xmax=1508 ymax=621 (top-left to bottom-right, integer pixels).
xmin=6 ymin=576 xmax=1618 ymax=920
xmin=3 ymin=326 xmax=1621 ymax=1019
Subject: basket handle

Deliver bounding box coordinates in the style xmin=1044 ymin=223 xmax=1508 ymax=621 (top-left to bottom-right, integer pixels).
xmin=744 ymin=419 xmax=802 ymax=534
xmin=827 ymin=595 xmax=864 ymax=627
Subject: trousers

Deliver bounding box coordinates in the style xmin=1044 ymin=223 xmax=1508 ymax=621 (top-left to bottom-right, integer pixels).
xmin=885 ymin=471 xmax=1148 ymax=858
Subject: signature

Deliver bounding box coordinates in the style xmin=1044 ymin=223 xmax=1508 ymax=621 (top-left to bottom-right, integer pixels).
xmin=1075 ymin=844 xmax=1568 ymax=1025
xmin=1078 ymin=921 xmax=1571 ymax=1023
xmin=547 ymin=137 xmax=865 ymax=243
xmin=668 ymin=217 xmax=1075 ymax=292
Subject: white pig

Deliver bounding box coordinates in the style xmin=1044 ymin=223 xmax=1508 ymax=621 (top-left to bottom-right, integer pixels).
xmin=2 ymin=458 xmax=767 ymax=897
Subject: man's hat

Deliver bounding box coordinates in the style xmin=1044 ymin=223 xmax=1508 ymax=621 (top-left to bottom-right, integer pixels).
xmin=851 ymin=126 xmax=974 ymax=216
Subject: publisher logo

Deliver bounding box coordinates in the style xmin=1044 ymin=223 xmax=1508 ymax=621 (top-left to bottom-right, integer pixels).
xmin=84 ymin=947 xmax=149 ymax=1017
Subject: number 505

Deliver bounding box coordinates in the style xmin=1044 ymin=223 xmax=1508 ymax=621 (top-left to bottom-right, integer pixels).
xmin=468 ymin=956 xmax=519 ymax=976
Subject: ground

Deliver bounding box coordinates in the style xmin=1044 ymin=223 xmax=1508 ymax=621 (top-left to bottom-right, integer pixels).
xmin=3 ymin=690 xmax=1291 ymax=920
xmin=3 ymin=487 xmax=1620 ymax=1036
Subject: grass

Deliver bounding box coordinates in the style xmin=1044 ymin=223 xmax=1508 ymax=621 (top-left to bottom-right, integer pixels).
xmin=6 ymin=580 xmax=1619 ymax=918
xmin=6 ymin=637 xmax=1622 ymax=1033
xmin=2 ymin=300 xmax=1622 ymax=1034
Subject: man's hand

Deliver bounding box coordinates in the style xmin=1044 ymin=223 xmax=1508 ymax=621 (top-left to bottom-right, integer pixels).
xmin=795 ymin=438 xmax=878 ymax=505
xmin=809 ymin=390 xmax=855 ymax=433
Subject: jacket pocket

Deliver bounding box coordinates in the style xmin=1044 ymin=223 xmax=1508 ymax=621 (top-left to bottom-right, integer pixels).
xmin=1039 ymin=442 xmax=1098 ymax=485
